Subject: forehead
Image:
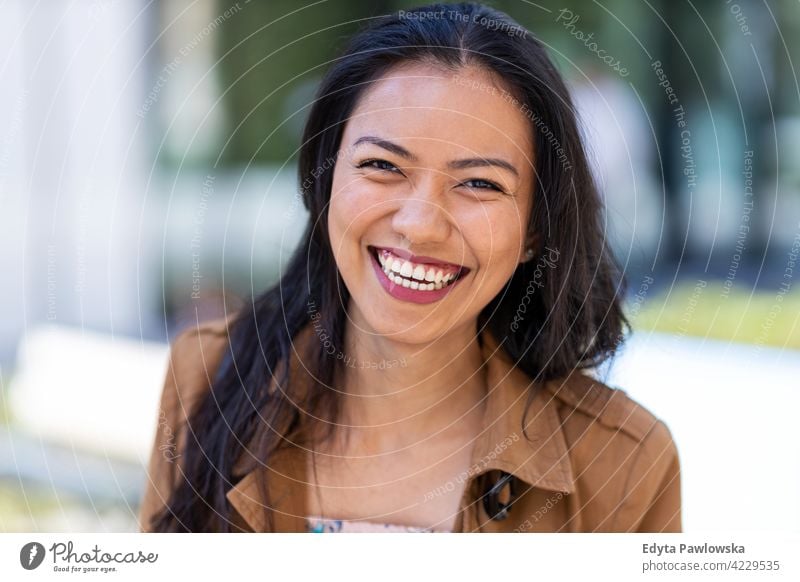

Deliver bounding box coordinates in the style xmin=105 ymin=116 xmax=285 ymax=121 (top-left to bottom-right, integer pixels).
xmin=345 ymin=62 xmax=534 ymax=162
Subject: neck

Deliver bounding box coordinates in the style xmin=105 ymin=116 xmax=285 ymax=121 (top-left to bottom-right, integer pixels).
xmin=329 ymin=314 xmax=488 ymax=454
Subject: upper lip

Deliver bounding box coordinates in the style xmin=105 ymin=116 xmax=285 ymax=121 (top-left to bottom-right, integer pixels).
xmin=370 ymin=245 xmax=469 ymax=273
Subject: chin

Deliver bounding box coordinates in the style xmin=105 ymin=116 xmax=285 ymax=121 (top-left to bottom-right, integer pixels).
xmin=380 ymin=305 xmax=485 ymax=346
xmin=360 ymin=308 xmax=448 ymax=345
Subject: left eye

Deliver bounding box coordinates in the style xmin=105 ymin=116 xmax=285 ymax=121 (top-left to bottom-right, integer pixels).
xmin=462 ymin=179 xmax=504 ymax=193
xmin=357 ymin=159 xmax=401 ymax=173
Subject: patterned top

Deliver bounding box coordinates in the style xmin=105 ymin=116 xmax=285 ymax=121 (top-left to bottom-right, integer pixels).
xmin=306 ymin=515 xmax=443 ymax=533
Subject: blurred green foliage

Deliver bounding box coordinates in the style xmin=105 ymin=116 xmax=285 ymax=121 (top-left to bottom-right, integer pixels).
xmin=217 ymin=0 xmax=388 ymax=164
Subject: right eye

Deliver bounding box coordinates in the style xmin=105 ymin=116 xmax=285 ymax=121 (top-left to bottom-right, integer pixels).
xmin=356 ymin=159 xmax=401 ymax=173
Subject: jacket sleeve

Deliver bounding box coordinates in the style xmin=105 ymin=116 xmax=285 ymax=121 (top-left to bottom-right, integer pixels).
xmin=625 ymin=420 xmax=683 ymax=533
xmin=137 ymin=325 xmax=221 ymax=532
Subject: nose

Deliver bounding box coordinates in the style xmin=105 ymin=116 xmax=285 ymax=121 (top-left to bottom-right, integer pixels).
xmin=390 ymin=180 xmax=451 ymax=245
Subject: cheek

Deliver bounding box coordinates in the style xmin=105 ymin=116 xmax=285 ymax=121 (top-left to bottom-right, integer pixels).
xmin=328 ymin=174 xmax=386 ymax=251
xmin=459 ymin=206 xmax=527 ymax=269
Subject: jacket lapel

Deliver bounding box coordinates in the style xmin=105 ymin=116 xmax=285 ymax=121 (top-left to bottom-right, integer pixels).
xmin=470 ymin=328 xmax=575 ymax=494
xmin=227 ymin=444 xmax=308 ymax=532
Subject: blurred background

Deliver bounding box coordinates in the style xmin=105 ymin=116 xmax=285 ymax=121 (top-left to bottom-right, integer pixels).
xmin=0 ymin=0 xmax=798 ymax=533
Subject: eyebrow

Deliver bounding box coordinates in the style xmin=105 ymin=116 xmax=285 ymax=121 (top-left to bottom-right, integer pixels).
xmin=352 ymin=135 xmax=519 ymax=178
xmin=353 ymin=136 xmax=417 ymax=161
xmin=447 ymin=157 xmax=519 ymax=178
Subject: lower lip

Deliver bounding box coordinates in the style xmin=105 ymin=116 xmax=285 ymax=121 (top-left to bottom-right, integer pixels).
xmin=369 ymin=250 xmax=466 ymax=304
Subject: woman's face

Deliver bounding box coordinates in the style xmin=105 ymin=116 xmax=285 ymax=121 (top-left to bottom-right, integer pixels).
xmin=327 ymin=62 xmax=535 ymax=344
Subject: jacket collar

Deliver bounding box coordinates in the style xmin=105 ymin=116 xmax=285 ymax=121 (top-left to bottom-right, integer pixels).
xmin=226 ymin=323 xmax=575 ymax=531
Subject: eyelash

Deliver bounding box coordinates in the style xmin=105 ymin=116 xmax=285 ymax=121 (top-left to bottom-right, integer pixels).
xmin=356 ymin=158 xmax=401 ymax=173
xmin=355 ymin=158 xmax=506 ymax=194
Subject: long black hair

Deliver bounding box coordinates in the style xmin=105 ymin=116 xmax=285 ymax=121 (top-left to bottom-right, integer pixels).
xmin=152 ymin=1 xmax=628 ymax=532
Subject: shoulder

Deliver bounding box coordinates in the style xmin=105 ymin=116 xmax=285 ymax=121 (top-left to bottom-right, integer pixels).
xmin=162 ymin=316 xmax=234 ymax=410
xmin=138 ymin=315 xmax=234 ymax=531
xmin=543 ymin=371 xmax=681 ymax=531
xmin=544 ymin=370 xmax=675 ymax=450
xmin=170 ymin=315 xmax=232 ymax=355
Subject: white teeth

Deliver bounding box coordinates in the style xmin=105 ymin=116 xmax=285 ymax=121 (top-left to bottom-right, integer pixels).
xmin=385 ymin=265 xmax=453 ymax=292
xmin=375 ymin=248 xmax=463 ymax=292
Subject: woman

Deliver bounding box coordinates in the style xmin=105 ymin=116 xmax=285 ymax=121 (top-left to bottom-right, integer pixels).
xmin=139 ymin=2 xmax=681 ymax=533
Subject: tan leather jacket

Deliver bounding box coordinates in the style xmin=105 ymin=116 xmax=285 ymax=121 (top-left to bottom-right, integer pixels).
xmin=139 ymin=317 xmax=681 ymax=533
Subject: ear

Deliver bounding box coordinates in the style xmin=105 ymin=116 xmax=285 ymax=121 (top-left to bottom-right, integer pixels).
xmin=519 ymin=233 xmax=540 ymax=264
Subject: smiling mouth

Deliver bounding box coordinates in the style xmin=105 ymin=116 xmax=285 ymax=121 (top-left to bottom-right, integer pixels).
xmin=368 ymin=245 xmax=468 ymax=291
